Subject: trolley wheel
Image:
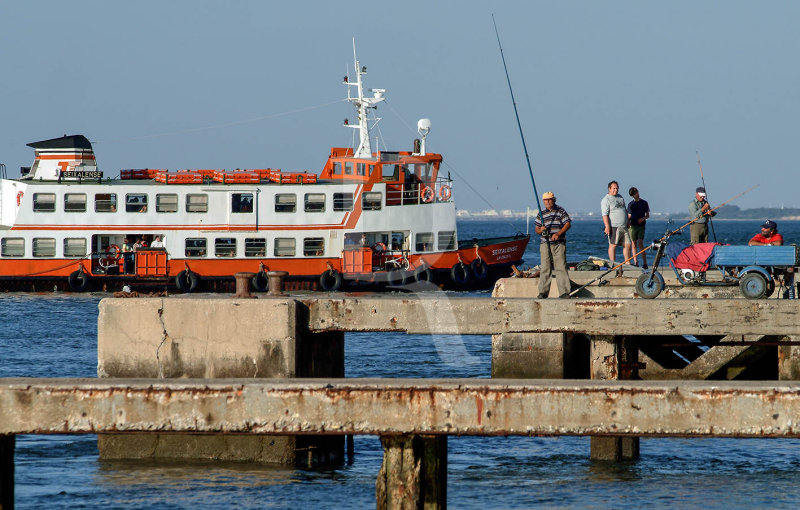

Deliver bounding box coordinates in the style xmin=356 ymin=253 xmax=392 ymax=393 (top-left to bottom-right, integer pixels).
xmin=740 ymin=272 xmax=769 ymax=299
xmin=635 ymin=271 xmax=664 ymax=299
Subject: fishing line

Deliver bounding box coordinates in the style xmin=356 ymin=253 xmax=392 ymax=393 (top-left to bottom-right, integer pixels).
xmin=94 ymin=99 xmax=346 ymax=144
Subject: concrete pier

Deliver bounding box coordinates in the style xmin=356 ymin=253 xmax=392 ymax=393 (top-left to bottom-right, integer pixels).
xmin=97 ymin=297 xmax=344 ymax=464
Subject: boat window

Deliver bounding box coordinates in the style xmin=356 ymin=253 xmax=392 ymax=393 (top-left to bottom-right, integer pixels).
xmin=344 ymin=162 xmax=353 ymax=175
xmin=303 ymin=238 xmax=325 ymax=257
xmin=32 ymin=238 xmax=56 ymax=257
xmin=232 ymin=193 xmax=254 ymax=213
xmin=362 ymin=192 xmax=382 ymax=211
xmin=156 ymin=194 xmax=179 ymax=213
xmin=64 ymin=193 xmax=87 ymax=212
xmin=391 ymin=232 xmax=405 ymax=251
xmin=95 ymin=193 xmax=117 ymax=213
xmin=382 ymin=164 xmax=399 ymax=181
xmin=126 ymin=193 xmax=148 ymax=213
xmin=415 ymin=232 xmax=434 ymax=252
xmin=64 ymin=238 xmax=87 ymax=258
xmin=357 ymin=163 xmax=366 ymax=176
xmin=414 ymin=163 xmax=431 ymax=180
xmin=244 ymin=238 xmax=267 ymax=257
xmin=333 ymin=162 xmax=342 ymax=175
xmin=215 ymin=237 xmax=237 ymax=257
xmin=185 ymin=238 xmax=207 ymax=257
xmin=275 ymin=194 xmax=297 ymax=213
xmin=304 ymin=193 xmax=326 ymax=212
xmin=438 ymin=231 xmax=456 ymax=251
xmin=1 ymin=238 xmax=24 ymax=257
xmin=274 ymin=238 xmax=296 ymax=257
xmin=33 ymin=193 xmax=56 ymax=212
xmin=333 ymin=192 xmax=354 ymax=212
xmin=186 ymin=194 xmax=208 ymax=213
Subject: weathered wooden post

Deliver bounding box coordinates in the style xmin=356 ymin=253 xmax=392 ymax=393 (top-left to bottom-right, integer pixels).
xmin=376 ymin=435 xmax=447 ymax=510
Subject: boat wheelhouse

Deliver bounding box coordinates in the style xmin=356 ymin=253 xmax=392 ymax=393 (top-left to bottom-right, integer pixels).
xmin=0 ymin=54 xmax=528 ymax=292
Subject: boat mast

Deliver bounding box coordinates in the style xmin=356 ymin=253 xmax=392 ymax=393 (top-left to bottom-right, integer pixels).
xmin=345 ymin=39 xmax=385 ymax=159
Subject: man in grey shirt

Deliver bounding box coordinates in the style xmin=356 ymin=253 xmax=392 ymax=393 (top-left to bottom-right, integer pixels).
xmin=601 ymin=180 xmax=631 ymax=273
xmin=688 ymin=186 xmax=716 ymax=244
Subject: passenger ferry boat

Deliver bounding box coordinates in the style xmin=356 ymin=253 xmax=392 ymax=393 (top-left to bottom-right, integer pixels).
xmin=0 ymin=55 xmax=528 ymax=292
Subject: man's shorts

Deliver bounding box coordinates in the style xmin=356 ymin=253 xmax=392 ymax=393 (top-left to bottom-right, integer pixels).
xmin=629 ymin=224 xmax=646 ymax=242
xmin=608 ymin=226 xmax=631 ymax=245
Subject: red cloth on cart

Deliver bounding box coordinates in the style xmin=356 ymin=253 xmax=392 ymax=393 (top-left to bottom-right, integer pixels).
xmin=670 ymin=242 xmax=720 ymax=271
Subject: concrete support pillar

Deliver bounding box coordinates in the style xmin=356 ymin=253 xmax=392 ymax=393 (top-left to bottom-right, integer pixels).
xmin=491 ymin=333 xmax=565 ymax=378
xmin=376 ymin=435 xmax=447 ymax=510
xmin=96 ymin=298 xmax=344 ymax=465
xmin=0 ymin=435 xmax=13 ymax=510
xmin=589 ymin=335 xmax=640 ymax=461
xmin=778 ymin=336 xmax=800 ymax=380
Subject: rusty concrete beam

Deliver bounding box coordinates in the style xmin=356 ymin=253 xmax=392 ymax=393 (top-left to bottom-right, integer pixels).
xmin=302 ymin=297 xmax=800 ymax=336
xmin=2 ymin=378 xmax=800 ymax=438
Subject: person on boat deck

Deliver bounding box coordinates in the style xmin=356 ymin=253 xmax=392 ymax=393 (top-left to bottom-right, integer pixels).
xmin=122 ymin=238 xmax=133 ymax=274
xmin=534 ymin=191 xmax=572 ymax=298
xmin=601 ymin=181 xmax=631 ymax=273
xmin=749 ymin=220 xmax=784 ymax=246
xmin=627 ymin=187 xmax=650 ymax=269
xmin=688 ymin=186 xmax=716 ymax=244
xmin=150 ymin=236 xmax=165 ymax=248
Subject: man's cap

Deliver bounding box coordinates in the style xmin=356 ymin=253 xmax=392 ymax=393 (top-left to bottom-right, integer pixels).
xmin=542 ymin=191 xmax=555 ymax=200
xmin=762 ymin=220 xmax=777 ymax=230
xmin=696 ymin=186 xmax=706 ymax=196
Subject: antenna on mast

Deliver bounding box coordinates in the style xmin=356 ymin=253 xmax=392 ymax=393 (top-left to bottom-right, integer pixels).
xmin=343 ymin=38 xmax=385 ymax=159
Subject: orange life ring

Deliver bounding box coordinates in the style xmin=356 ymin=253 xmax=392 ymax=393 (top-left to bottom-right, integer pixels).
xmin=371 ymin=242 xmax=387 ymax=253
xmin=438 ymin=185 xmax=452 ymax=202
xmin=421 ymin=186 xmax=434 ymax=203
xmin=16 ymin=191 xmax=23 ymax=206
xmin=106 ymin=244 xmax=121 ymax=263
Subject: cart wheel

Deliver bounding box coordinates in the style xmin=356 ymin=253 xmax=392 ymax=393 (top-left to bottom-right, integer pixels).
xmin=740 ymin=272 xmax=769 ymax=299
xmin=765 ymin=280 xmax=775 ymax=298
xmin=635 ymin=271 xmax=664 ymax=299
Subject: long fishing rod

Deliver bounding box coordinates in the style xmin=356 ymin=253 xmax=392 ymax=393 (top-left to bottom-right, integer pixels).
xmin=696 ymin=150 xmax=717 ymax=242
xmin=568 ymin=184 xmax=759 ymax=297
xmin=491 ymin=14 xmax=554 ymax=266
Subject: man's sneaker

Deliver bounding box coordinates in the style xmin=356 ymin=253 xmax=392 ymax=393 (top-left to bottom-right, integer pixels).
xmin=642 ymin=264 xmax=649 ymax=270
xmin=536 ymin=293 xmax=548 ymax=299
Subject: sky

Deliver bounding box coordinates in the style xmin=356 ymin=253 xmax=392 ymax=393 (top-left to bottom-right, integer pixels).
xmin=1 ymin=1 xmax=798 ymax=214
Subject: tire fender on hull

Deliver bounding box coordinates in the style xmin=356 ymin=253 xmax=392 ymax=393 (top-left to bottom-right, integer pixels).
xmin=450 ymin=262 xmax=471 ymax=287
xmin=251 ymin=270 xmax=269 ymax=292
xmin=470 ymin=259 xmax=489 ymax=281
xmin=175 ymin=270 xmax=200 ymax=293
xmin=67 ymin=270 xmax=90 ymax=292
xmin=319 ymin=270 xmax=343 ymax=292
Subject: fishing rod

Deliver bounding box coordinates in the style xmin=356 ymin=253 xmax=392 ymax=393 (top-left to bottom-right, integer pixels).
xmin=568 ymin=184 xmax=759 ymax=297
xmin=696 ymin=150 xmax=717 ymax=242
xmin=491 ymin=14 xmax=555 ymax=267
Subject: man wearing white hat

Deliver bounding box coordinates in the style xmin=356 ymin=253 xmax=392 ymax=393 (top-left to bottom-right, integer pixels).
xmin=534 ymin=191 xmax=572 ymax=298
xmin=688 ymin=186 xmax=716 ymax=244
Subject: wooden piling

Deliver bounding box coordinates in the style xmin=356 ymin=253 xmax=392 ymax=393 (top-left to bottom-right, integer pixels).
xmin=376 ymin=435 xmax=446 ymax=510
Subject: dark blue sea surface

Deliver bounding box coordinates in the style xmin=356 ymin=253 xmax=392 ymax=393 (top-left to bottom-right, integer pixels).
xmin=3 ymin=220 xmax=800 ymax=509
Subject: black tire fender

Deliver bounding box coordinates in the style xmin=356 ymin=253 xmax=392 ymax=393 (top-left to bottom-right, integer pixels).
xmin=450 ymin=262 xmax=471 ymax=286
xmin=319 ymin=270 xmax=343 ymax=292
xmin=470 ymin=259 xmax=489 ymax=281
xmin=67 ymin=270 xmax=90 ymax=292
xmin=175 ymin=269 xmax=200 ymax=293
xmin=251 ymin=270 xmax=269 ymax=292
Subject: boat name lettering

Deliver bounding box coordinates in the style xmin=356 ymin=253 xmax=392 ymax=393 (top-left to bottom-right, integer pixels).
xmin=63 ymin=170 xmax=103 ymax=179
xmin=491 ymin=246 xmax=518 ymax=256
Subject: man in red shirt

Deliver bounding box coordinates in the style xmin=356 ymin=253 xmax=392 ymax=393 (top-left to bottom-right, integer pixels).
xmin=749 ymin=220 xmax=784 ymax=246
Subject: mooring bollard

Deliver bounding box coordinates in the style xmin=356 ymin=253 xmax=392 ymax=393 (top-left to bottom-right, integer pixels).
xmin=267 ymin=271 xmax=288 ymax=296
xmin=233 ymin=272 xmax=257 ymax=298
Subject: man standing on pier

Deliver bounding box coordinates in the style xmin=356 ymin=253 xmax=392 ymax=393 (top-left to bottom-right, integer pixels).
xmin=688 ymin=187 xmax=716 ymax=244
xmin=601 ymin=181 xmax=631 ymax=272
xmin=535 ymin=191 xmax=572 ymax=298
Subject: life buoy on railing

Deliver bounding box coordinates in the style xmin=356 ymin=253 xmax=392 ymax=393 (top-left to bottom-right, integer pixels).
xmin=100 ymin=244 xmax=121 ymax=269
xmin=421 ymin=186 xmax=434 ymax=203
xmin=438 ymin=185 xmax=452 ymax=202
xmin=16 ymin=191 xmax=24 ymax=206
xmin=371 ymin=242 xmax=387 ymax=254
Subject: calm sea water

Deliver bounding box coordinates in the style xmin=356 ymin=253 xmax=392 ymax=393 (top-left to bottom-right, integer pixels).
xmin=3 ymin=219 xmax=800 ymax=509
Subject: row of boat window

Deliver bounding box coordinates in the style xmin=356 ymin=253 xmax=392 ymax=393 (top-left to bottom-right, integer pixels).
xmin=28 ymin=191 xmax=382 ymax=213
xmin=0 ymin=231 xmax=456 ymax=258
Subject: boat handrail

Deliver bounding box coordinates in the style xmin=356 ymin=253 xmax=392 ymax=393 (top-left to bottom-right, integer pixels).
xmin=0 ymin=163 xmax=6 ymax=179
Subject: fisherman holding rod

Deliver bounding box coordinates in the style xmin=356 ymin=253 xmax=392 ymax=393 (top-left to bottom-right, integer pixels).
xmin=688 ymin=186 xmax=716 ymax=244
xmin=534 ymin=191 xmax=572 ymax=299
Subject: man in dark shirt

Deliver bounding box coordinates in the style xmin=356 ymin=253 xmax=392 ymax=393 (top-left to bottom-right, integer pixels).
xmin=627 ymin=187 xmax=650 ymax=268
